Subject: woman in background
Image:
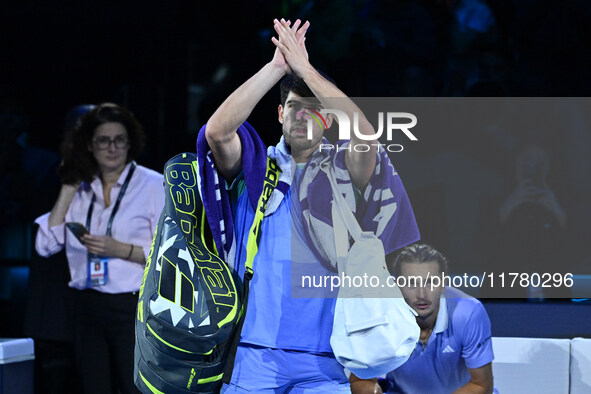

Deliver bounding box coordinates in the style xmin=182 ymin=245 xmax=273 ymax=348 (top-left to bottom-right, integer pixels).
xmin=35 ymin=103 xmax=164 ymax=394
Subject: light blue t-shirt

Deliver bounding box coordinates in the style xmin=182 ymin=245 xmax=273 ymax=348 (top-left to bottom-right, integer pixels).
xmin=386 ymin=287 xmax=494 ymax=393
xmin=227 ymin=165 xmax=338 ymax=353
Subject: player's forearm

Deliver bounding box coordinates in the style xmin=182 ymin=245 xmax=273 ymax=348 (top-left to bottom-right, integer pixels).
xmin=205 ymin=62 xmax=285 ymax=179
xmin=300 ymin=67 xmax=377 ymax=188
xmin=206 ymin=62 xmax=285 ymax=145
xmin=299 ymin=66 xmax=374 ymax=136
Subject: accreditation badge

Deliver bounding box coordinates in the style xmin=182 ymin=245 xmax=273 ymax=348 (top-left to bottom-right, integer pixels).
xmin=87 ymin=254 xmax=109 ymax=287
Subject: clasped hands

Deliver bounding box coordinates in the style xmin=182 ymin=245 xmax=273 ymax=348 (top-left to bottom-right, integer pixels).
xmin=271 ymin=18 xmax=311 ymax=76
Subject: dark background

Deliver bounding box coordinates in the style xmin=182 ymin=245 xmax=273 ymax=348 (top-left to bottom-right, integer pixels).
xmin=3 ymin=0 xmax=590 ymax=162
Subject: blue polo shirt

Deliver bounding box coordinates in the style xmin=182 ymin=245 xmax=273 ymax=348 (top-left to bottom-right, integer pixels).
xmin=385 ymin=287 xmax=494 ymax=393
xmin=227 ymin=167 xmax=337 ymax=353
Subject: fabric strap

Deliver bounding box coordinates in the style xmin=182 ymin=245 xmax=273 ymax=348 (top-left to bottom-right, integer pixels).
xmin=322 ymin=165 xmax=363 ymax=270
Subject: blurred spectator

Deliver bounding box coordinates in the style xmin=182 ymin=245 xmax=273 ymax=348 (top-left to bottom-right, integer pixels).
xmin=477 ymin=144 xmax=569 ymax=299
xmin=444 ymin=0 xmax=499 ymax=96
xmin=450 ymin=0 xmax=496 ymax=54
xmin=34 ymin=103 xmax=164 ymax=394
xmin=498 ymin=145 xmax=566 ymax=228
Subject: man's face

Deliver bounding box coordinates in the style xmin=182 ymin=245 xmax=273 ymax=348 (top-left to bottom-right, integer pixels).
xmin=399 ymin=261 xmax=444 ymax=321
xmin=278 ymin=91 xmax=328 ymax=155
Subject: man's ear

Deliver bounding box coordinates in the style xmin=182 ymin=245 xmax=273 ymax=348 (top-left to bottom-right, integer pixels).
xmin=325 ymin=113 xmax=334 ymax=129
xmin=278 ymin=104 xmax=284 ymax=124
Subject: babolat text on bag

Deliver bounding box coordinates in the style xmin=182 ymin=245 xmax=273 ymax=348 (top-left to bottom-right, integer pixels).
xmin=134 ymin=152 xmax=241 ymax=393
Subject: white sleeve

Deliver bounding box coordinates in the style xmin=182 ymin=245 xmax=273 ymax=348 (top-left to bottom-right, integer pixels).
xmin=34 ymin=212 xmax=66 ymax=257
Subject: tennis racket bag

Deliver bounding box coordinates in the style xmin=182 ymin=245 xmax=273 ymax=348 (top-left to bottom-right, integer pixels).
xmin=134 ymin=152 xmax=241 ymax=393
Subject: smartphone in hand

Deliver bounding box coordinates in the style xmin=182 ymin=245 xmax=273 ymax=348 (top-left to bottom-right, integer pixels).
xmin=66 ymin=222 xmax=89 ymax=243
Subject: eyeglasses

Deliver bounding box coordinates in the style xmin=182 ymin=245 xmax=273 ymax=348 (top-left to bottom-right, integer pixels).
xmin=93 ymin=135 xmax=129 ymax=150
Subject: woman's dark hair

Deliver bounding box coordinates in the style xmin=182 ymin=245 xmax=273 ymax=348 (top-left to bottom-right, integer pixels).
xmin=59 ymin=103 xmax=145 ymax=184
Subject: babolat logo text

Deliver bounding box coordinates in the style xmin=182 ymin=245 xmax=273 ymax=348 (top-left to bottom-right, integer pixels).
xmin=306 ymin=109 xmax=418 ymax=153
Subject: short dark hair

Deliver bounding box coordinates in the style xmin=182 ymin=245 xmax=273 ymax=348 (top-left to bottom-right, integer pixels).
xmin=388 ymin=243 xmax=449 ymax=277
xmin=59 ymin=103 xmax=145 ymax=184
xmin=279 ymin=71 xmax=336 ymax=106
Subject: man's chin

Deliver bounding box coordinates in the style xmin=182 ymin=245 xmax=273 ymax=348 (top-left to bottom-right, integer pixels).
xmin=288 ymin=131 xmax=312 ymax=141
xmin=415 ymin=309 xmax=433 ymax=319
xmin=287 ymin=139 xmax=317 ymax=151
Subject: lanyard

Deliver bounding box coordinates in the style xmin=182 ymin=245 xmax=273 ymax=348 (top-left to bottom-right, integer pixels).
xmin=85 ymin=161 xmax=137 ymax=236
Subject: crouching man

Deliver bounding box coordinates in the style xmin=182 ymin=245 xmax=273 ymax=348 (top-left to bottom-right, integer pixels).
xmin=351 ymin=243 xmax=494 ymax=394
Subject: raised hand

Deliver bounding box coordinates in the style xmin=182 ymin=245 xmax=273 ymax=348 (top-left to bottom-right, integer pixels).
xmin=498 ymin=179 xmax=544 ymax=222
xmin=534 ymin=186 xmax=567 ymax=226
xmin=499 ymin=179 xmax=566 ymax=226
xmin=287 ymin=18 xmax=309 ymax=49
xmin=271 ymin=18 xmax=310 ymax=75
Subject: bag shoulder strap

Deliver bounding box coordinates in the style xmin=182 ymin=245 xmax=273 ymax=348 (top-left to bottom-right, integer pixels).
xmin=244 ymin=157 xmax=280 ymax=278
xmin=322 ymin=165 xmax=364 ymax=241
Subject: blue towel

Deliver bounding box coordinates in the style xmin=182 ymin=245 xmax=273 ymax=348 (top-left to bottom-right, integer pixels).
xmin=196 ymin=121 xmax=420 ymax=267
